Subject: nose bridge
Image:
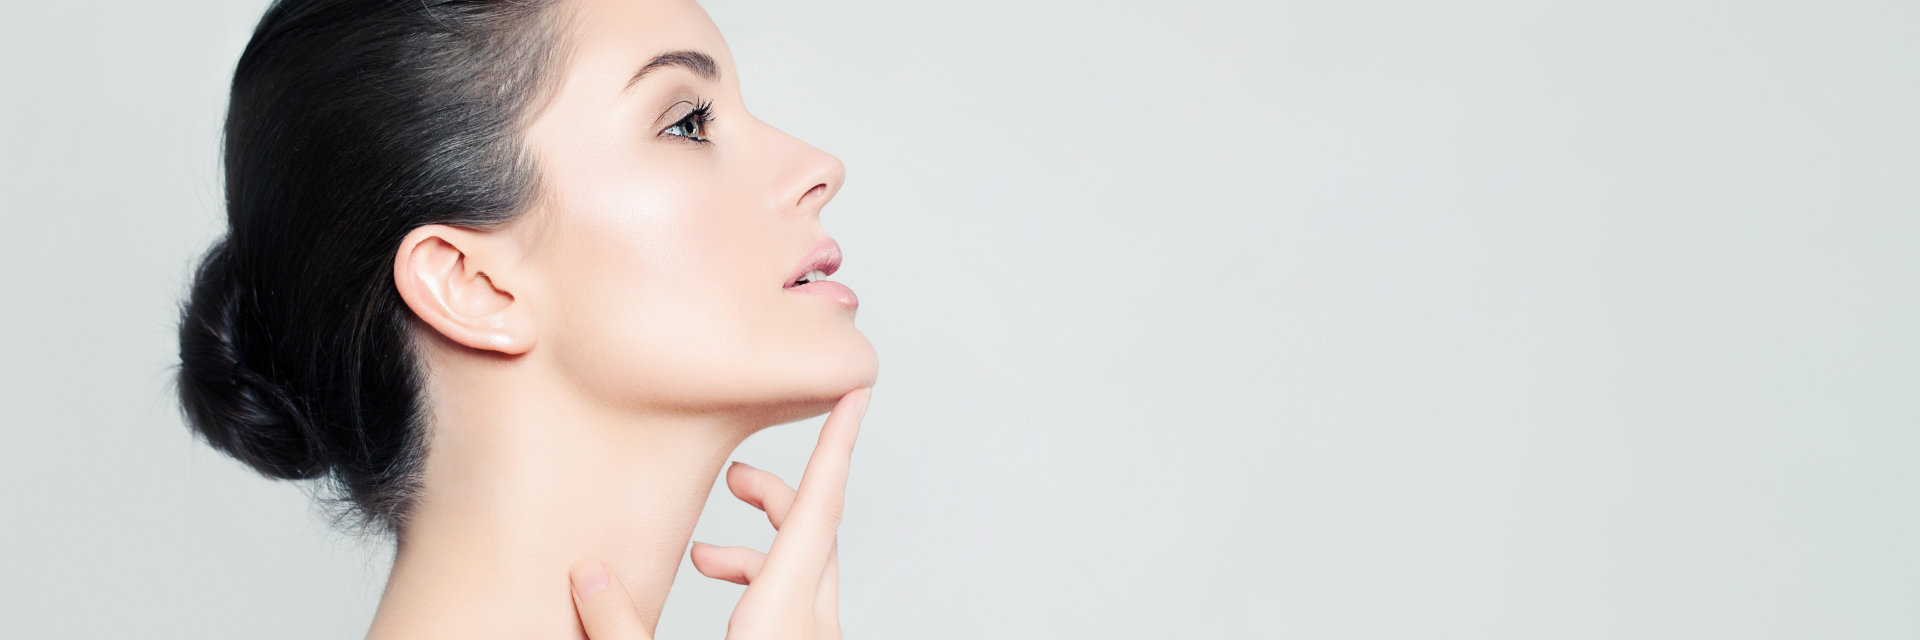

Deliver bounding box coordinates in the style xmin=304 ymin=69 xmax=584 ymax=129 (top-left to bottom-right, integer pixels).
xmin=765 ymin=123 xmax=845 ymax=218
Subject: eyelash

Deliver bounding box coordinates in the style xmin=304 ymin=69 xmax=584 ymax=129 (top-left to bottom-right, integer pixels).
xmin=661 ymin=99 xmax=715 ymax=145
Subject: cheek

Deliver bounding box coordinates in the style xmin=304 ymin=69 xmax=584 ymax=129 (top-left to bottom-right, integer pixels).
xmin=535 ymin=172 xmax=797 ymax=407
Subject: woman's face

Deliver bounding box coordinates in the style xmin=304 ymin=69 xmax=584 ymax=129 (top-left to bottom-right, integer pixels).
xmin=513 ymin=0 xmax=876 ymax=419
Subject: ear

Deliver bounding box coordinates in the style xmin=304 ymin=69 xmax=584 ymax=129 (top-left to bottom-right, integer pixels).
xmin=392 ymin=224 xmax=537 ymax=355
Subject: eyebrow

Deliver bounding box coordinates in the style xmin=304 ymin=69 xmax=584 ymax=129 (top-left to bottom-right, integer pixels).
xmin=623 ymin=50 xmax=719 ymax=93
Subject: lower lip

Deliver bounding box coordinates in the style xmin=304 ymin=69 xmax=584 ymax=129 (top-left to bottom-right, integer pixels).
xmin=788 ymin=280 xmax=859 ymax=310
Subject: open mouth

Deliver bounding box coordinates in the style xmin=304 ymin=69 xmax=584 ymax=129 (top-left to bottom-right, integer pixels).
xmin=787 ymin=268 xmax=831 ymax=288
xmin=782 ymin=238 xmax=858 ymax=309
xmin=783 ymin=238 xmax=843 ymax=289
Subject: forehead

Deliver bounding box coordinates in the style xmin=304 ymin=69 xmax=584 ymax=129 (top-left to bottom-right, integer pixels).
xmin=553 ymin=0 xmax=735 ymax=96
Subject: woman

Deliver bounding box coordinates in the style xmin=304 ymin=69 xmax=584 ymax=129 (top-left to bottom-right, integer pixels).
xmin=173 ymin=0 xmax=878 ymax=637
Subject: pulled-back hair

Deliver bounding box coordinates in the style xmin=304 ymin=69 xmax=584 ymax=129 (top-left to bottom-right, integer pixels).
xmin=175 ymin=0 xmax=567 ymax=536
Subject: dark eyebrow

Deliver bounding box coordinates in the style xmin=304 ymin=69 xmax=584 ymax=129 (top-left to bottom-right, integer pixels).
xmin=623 ymin=50 xmax=718 ymax=93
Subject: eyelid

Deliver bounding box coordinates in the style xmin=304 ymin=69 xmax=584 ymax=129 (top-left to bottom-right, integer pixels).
xmin=654 ymin=99 xmax=700 ymax=130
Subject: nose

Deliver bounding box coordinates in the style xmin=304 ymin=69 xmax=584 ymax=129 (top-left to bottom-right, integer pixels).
xmin=773 ymin=133 xmax=846 ymax=219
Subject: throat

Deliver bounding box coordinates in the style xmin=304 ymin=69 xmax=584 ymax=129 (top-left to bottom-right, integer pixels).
xmin=364 ymin=399 xmax=759 ymax=639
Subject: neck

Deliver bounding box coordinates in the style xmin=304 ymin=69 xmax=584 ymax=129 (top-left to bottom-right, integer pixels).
xmin=366 ymin=363 xmax=761 ymax=639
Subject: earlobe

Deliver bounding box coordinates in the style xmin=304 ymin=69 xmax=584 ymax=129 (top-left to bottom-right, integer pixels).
xmin=392 ymin=225 xmax=537 ymax=355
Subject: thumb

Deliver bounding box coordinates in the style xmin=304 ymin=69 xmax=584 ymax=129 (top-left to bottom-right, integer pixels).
xmin=570 ymin=558 xmax=653 ymax=640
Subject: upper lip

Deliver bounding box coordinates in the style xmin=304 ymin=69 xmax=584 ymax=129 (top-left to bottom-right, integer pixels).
xmin=783 ymin=238 xmax=842 ymax=288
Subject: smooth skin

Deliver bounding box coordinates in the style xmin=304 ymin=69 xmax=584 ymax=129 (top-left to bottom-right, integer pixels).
xmin=573 ymin=388 xmax=868 ymax=640
xmin=363 ymin=0 xmax=878 ymax=637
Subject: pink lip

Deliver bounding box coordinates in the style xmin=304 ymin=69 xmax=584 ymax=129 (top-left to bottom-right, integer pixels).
xmin=791 ymin=279 xmax=859 ymax=309
xmin=784 ymin=238 xmax=843 ymax=287
xmin=784 ymin=238 xmax=858 ymax=310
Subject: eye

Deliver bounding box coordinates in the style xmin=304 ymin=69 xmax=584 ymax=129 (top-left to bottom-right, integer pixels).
xmin=660 ymin=99 xmax=714 ymax=144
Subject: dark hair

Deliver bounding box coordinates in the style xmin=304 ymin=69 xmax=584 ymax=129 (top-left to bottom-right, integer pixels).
xmin=175 ymin=0 xmax=566 ymax=536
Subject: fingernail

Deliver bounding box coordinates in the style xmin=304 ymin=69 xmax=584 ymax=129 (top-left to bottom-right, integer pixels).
xmin=571 ymin=559 xmax=610 ymax=599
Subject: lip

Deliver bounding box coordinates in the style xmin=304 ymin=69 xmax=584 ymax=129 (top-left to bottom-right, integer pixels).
xmin=783 ymin=238 xmax=843 ymax=287
xmin=790 ymin=279 xmax=859 ymax=309
xmin=783 ymin=238 xmax=858 ymax=309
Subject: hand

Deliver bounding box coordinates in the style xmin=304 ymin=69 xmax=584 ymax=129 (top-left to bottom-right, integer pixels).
xmin=569 ymin=388 xmax=873 ymax=639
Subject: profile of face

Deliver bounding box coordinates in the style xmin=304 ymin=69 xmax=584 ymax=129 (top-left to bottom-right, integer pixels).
xmin=398 ymin=0 xmax=877 ymax=425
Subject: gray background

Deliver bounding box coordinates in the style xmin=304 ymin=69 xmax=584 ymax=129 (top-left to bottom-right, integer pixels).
xmin=2 ymin=0 xmax=1916 ymax=637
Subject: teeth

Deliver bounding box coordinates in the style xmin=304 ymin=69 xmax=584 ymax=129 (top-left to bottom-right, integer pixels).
xmin=797 ymin=269 xmax=828 ymax=285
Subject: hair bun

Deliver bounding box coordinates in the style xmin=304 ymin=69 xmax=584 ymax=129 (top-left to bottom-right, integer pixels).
xmin=176 ymin=240 xmax=328 ymax=480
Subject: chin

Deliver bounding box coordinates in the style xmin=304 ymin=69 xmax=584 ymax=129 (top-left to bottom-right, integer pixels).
xmin=750 ymin=330 xmax=878 ymax=428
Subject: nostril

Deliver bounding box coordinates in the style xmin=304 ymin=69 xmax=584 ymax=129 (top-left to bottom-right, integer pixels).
xmin=801 ymin=183 xmax=827 ymax=205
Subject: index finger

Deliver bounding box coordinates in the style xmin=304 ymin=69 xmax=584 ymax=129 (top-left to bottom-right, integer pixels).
xmin=753 ymin=387 xmax=870 ymax=595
